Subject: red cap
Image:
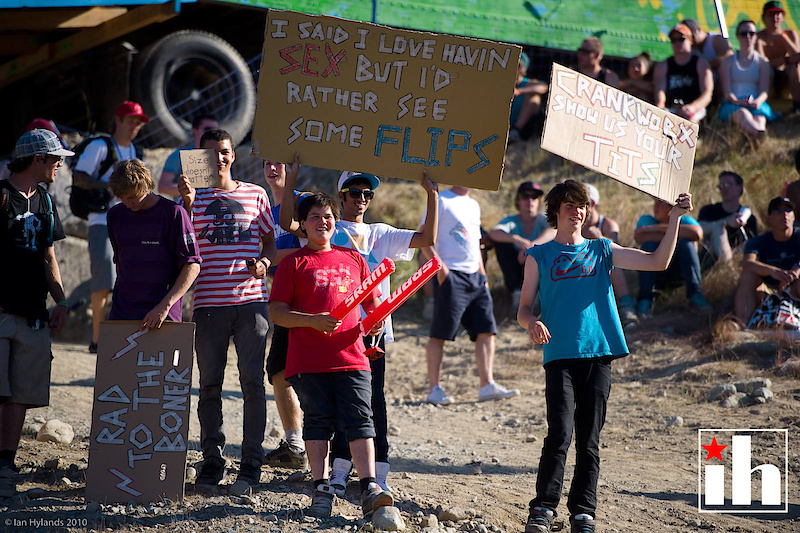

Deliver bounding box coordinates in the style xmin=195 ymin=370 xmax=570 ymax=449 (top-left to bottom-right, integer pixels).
xmin=25 ymin=118 xmax=60 ymax=136
xmin=115 ymin=101 xmax=150 ymax=123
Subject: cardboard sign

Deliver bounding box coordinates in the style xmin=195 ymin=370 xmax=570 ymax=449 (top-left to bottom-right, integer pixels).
xmin=180 ymin=149 xmax=221 ymax=188
xmin=252 ymin=10 xmax=520 ymax=191
xmin=86 ymin=321 xmax=195 ymax=504
xmin=541 ymin=64 xmax=697 ymax=203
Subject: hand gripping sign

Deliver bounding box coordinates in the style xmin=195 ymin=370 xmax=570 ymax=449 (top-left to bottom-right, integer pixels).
xmin=361 ymin=256 xmax=443 ymax=335
xmin=329 ymin=257 xmax=395 ymax=329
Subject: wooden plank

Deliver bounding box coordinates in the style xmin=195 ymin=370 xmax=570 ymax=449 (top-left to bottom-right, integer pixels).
xmin=0 ymin=34 xmax=43 ymax=56
xmin=0 ymin=7 xmax=126 ymax=31
xmin=0 ymin=3 xmax=177 ymax=88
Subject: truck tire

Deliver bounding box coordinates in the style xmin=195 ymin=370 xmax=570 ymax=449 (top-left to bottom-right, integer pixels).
xmin=134 ymin=30 xmax=256 ymax=148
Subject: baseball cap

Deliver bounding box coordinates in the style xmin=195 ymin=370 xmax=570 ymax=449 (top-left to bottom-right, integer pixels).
xmin=517 ymin=181 xmax=543 ymax=198
xmin=115 ymin=100 xmax=150 ymax=123
xmin=763 ymin=1 xmax=785 ymax=14
xmin=767 ymin=196 xmax=794 ymax=213
xmin=584 ymin=183 xmax=600 ymax=206
xmin=25 ymin=118 xmax=61 ymax=137
xmin=338 ymin=171 xmax=380 ymax=191
xmin=669 ymin=24 xmax=693 ymax=39
xmin=14 ymin=129 xmax=74 ymax=159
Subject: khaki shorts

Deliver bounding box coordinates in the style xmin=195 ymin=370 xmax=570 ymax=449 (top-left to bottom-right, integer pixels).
xmin=0 ymin=313 xmax=53 ymax=407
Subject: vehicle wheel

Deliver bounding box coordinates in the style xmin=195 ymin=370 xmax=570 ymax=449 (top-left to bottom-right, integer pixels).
xmin=134 ymin=30 xmax=256 ymax=148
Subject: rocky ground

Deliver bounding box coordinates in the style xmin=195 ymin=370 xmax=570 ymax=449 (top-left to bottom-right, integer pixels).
xmin=1 ymin=306 xmax=800 ymax=533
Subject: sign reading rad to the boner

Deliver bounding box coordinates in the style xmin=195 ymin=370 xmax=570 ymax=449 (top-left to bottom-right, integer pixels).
xmin=252 ymin=10 xmax=520 ymax=191
xmin=541 ymin=63 xmax=698 ymax=203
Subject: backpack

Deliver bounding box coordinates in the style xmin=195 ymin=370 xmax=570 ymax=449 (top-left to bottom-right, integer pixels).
xmin=67 ymin=134 xmax=143 ymax=219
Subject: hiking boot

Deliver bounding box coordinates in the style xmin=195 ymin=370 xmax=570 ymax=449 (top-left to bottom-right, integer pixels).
xmin=306 ymin=483 xmax=335 ymax=518
xmin=478 ymin=381 xmax=520 ymax=402
xmin=195 ymin=457 xmax=226 ymax=486
xmin=0 ymin=465 xmax=16 ymax=499
xmin=636 ymin=299 xmax=653 ymax=319
xmin=570 ymin=513 xmax=596 ymax=533
xmin=230 ymin=458 xmax=261 ymax=496
xmin=689 ymin=293 xmax=712 ymax=315
xmin=427 ymin=385 xmax=454 ymax=406
xmin=264 ymin=440 xmax=308 ymax=470
xmin=525 ymin=506 xmax=555 ymax=533
xmin=360 ymin=481 xmax=394 ymax=517
xmin=329 ymin=458 xmax=352 ymax=497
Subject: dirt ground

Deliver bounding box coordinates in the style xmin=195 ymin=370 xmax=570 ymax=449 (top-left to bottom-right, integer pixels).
xmin=1 ymin=306 xmax=799 ymax=533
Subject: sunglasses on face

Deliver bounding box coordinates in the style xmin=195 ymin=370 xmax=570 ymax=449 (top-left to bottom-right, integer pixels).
xmin=43 ymin=155 xmax=64 ymax=164
xmin=519 ymin=192 xmax=540 ymax=200
xmin=718 ymin=182 xmax=736 ymax=189
xmin=773 ymin=206 xmax=793 ymax=213
xmin=342 ymin=188 xmax=375 ymax=200
xmin=738 ymin=31 xmax=757 ymax=37
xmin=670 ymin=36 xmax=687 ymax=43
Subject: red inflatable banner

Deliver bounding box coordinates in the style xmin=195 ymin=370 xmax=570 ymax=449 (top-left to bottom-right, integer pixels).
xmin=329 ymin=257 xmax=395 ymax=328
xmin=361 ymin=256 xmax=443 ymax=334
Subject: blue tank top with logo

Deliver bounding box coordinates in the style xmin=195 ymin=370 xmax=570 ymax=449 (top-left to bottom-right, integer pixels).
xmin=527 ymin=237 xmax=628 ymax=365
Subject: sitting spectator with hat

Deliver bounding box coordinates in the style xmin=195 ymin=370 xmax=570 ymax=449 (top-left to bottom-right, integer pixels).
xmin=654 ymin=23 xmax=714 ymax=122
xmin=735 ymin=196 xmax=800 ymax=323
xmin=757 ymin=1 xmax=800 ymax=113
xmin=489 ymin=181 xmax=555 ymax=311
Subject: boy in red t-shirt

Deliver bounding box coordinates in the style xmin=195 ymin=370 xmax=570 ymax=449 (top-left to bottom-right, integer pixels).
xmin=269 ymin=192 xmax=393 ymax=519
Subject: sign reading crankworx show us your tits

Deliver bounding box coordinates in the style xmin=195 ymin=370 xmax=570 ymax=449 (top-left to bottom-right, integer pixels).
xmin=252 ymin=10 xmax=520 ymax=190
xmin=542 ymin=64 xmax=697 ymax=204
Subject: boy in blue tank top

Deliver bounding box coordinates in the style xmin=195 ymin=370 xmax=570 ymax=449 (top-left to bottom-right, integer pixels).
xmin=517 ymin=180 xmax=692 ymax=533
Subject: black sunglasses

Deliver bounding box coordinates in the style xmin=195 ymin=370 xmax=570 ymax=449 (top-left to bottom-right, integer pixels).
xmin=738 ymin=31 xmax=757 ymax=37
xmin=342 ymin=188 xmax=375 ymax=200
xmin=670 ymin=36 xmax=687 ymax=43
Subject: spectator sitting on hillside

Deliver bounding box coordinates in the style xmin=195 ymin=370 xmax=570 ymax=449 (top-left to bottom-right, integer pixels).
xmin=718 ymin=20 xmax=778 ymax=147
xmin=488 ymin=181 xmax=555 ymax=312
xmin=735 ymin=196 xmax=800 ymax=323
xmin=784 ymin=147 xmax=800 ymax=223
xmin=508 ymin=52 xmax=548 ymax=143
xmin=620 ymin=52 xmax=655 ymax=103
xmin=635 ymin=198 xmax=712 ymax=316
xmin=581 ymin=184 xmax=638 ymax=325
xmin=698 ymin=171 xmax=758 ymax=264
xmin=757 ymin=1 xmax=800 ymax=113
xmin=682 ymin=18 xmax=733 ymax=74
xmin=576 ymin=37 xmax=620 ymax=88
xmin=654 ymin=24 xmax=714 ymax=122
xmin=158 ymin=113 xmax=219 ymax=199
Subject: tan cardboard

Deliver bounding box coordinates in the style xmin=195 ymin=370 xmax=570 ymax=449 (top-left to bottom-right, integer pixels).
xmin=180 ymin=149 xmax=221 ymax=188
xmin=86 ymin=321 xmax=195 ymax=503
xmin=252 ymin=10 xmax=520 ymax=190
xmin=541 ymin=63 xmax=697 ymax=203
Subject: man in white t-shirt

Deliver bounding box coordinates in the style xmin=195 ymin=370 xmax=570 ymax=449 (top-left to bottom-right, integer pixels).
xmin=72 ymin=101 xmax=147 ymax=353
xmin=178 ymin=128 xmax=277 ymax=495
xmin=421 ymin=186 xmax=520 ymax=405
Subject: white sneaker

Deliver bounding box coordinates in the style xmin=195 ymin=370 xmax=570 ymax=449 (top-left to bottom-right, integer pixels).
xmin=427 ymin=385 xmax=454 ymax=405
xmin=330 ymin=457 xmax=352 ymax=497
xmin=478 ymin=381 xmax=520 ymax=402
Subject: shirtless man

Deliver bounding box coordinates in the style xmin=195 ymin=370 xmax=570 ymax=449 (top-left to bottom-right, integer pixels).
xmin=756 ymin=1 xmax=800 ymax=111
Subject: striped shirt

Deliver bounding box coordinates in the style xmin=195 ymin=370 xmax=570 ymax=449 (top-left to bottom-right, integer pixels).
xmin=191 ymin=182 xmax=275 ymax=308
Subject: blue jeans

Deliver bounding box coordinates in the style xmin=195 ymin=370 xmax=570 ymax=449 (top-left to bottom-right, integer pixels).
xmin=193 ymin=302 xmax=269 ymax=463
xmin=637 ymin=239 xmax=703 ymax=302
xmin=531 ymin=357 xmax=611 ymax=517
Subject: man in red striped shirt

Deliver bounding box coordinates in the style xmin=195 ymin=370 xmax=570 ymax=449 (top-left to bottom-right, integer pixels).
xmin=178 ymin=128 xmax=277 ymax=495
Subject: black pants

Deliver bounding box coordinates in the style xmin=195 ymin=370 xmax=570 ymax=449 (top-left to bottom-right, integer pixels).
xmin=331 ymin=336 xmax=388 ymax=462
xmin=494 ymin=241 xmax=524 ymax=293
xmin=530 ymin=357 xmax=612 ymax=517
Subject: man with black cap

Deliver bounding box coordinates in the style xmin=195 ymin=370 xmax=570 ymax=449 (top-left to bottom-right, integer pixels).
xmin=489 ymin=181 xmax=554 ymax=312
xmin=654 ymin=23 xmax=714 ymax=121
xmin=0 ymin=129 xmax=72 ymax=500
xmin=735 ymin=196 xmax=800 ymax=323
